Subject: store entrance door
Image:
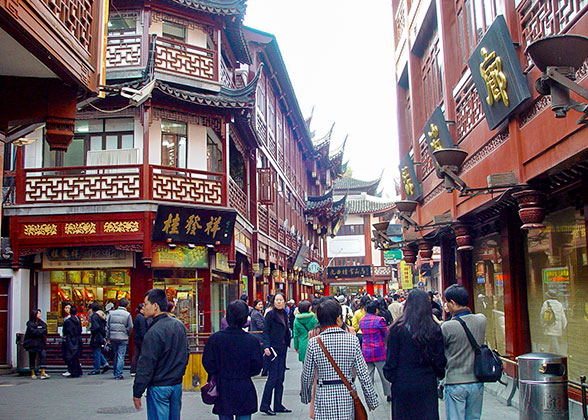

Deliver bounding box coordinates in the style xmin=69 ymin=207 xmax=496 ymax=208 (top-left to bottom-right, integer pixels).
xmin=0 ymin=278 xmax=9 ymax=365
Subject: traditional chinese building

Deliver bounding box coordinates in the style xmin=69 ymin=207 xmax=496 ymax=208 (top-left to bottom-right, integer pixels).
xmin=2 ymin=0 xmax=341 ymax=368
xmin=0 ymin=0 xmax=107 ymax=371
xmin=391 ymin=0 xmax=588 ymax=405
xmin=324 ymin=174 xmax=396 ymax=296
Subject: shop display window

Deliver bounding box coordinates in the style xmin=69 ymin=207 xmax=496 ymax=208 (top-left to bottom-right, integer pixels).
xmin=48 ymin=269 xmax=131 ymax=333
xmin=525 ymin=207 xmax=588 ymax=382
xmin=153 ymin=269 xmax=201 ymax=334
xmin=472 ymin=234 xmax=506 ymax=355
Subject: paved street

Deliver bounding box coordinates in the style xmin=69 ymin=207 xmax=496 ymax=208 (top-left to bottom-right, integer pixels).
xmin=0 ymin=348 xmax=521 ymax=420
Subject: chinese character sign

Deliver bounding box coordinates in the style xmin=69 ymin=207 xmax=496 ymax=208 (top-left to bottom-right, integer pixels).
xmin=152 ymin=205 xmax=237 ymax=245
xmin=327 ymin=265 xmax=372 ymax=279
xmin=398 ymin=153 xmax=422 ymax=201
xmin=468 ymin=15 xmax=530 ymax=130
xmin=423 ymin=106 xmax=455 ymax=174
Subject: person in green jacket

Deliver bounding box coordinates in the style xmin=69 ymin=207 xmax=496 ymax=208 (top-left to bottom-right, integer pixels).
xmin=293 ymin=301 xmax=318 ymax=362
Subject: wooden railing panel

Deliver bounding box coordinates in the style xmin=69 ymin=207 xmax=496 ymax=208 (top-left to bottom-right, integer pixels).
xmin=106 ymin=35 xmax=142 ymax=68
xmin=155 ymin=38 xmax=217 ymax=81
xmin=151 ymin=166 xmax=223 ymax=205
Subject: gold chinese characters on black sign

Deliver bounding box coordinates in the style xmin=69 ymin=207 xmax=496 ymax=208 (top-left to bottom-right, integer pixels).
xmin=327 ymin=265 xmax=371 ymax=279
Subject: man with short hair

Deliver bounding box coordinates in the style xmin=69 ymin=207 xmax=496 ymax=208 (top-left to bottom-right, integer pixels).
xmin=133 ymin=289 xmax=188 ymax=420
xmin=441 ymin=284 xmax=487 ymax=420
xmin=387 ymin=294 xmax=403 ymax=322
xmin=106 ymin=298 xmax=133 ymax=380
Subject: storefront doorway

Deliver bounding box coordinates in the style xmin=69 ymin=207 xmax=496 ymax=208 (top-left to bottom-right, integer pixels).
xmin=211 ymin=274 xmax=238 ymax=332
xmin=153 ymin=269 xmax=201 ymax=334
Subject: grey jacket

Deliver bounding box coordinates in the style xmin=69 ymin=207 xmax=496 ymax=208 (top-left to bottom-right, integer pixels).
xmin=107 ymin=307 xmax=133 ymax=342
xmin=441 ymin=312 xmax=487 ymax=385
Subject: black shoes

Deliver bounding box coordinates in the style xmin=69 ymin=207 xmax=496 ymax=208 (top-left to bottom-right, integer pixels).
xmin=88 ymin=371 xmax=101 ymax=375
xmin=101 ymin=365 xmax=111 ymax=374
xmin=260 ymin=409 xmax=276 ymax=416
xmin=275 ymin=407 xmax=292 ymax=413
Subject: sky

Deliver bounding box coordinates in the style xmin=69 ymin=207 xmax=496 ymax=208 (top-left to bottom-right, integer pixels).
xmin=244 ymin=0 xmax=399 ymax=199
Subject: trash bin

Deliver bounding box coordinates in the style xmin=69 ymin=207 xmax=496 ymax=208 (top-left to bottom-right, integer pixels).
xmin=518 ymin=352 xmax=569 ymax=420
xmin=15 ymin=333 xmax=30 ymax=375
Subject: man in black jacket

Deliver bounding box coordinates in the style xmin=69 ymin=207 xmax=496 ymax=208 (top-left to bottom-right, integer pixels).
xmin=133 ymin=289 xmax=188 ymax=419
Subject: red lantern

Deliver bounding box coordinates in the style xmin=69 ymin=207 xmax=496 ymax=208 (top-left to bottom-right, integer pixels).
xmin=454 ymin=225 xmax=473 ymax=251
xmin=512 ymin=189 xmax=546 ymax=229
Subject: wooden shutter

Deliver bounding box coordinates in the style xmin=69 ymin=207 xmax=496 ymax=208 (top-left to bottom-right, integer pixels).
xmin=258 ymin=167 xmax=275 ymax=205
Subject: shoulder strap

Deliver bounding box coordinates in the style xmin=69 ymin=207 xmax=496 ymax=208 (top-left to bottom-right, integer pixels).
xmin=316 ymin=337 xmax=353 ymax=393
xmin=455 ymin=317 xmax=480 ymax=352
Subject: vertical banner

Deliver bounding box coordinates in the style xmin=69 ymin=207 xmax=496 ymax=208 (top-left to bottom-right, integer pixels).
xmin=398 ymin=153 xmax=422 ymax=201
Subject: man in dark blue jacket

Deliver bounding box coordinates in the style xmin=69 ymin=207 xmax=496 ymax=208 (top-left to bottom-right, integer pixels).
xmin=133 ymin=289 xmax=188 ymax=420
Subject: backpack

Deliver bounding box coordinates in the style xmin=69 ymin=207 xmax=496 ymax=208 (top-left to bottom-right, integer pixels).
xmin=456 ymin=317 xmax=503 ymax=383
xmin=543 ymin=301 xmax=556 ymax=326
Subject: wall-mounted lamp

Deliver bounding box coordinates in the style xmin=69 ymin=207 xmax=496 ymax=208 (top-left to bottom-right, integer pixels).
xmin=526 ymin=34 xmax=588 ymax=123
xmin=393 ymin=200 xmax=419 ymax=229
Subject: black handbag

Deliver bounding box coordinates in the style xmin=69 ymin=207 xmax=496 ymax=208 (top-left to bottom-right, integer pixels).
xmin=201 ymin=376 xmax=218 ymax=405
xmin=456 ymin=317 xmax=503 ymax=382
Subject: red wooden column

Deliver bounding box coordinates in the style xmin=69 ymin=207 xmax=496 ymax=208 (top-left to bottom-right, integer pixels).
xmin=199 ymin=269 xmax=212 ymax=333
xmin=323 ymin=282 xmax=330 ymax=296
xmin=366 ymin=282 xmax=374 ymax=295
xmin=456 ymin=249 xmax=474 ymax=310
xmin=440 ymin=236 xmax=456 ymax=294
xmin=500 ymin=209 xmax=531 ymax=365
xmin=131 ymin=255 xmax=153 ymax=313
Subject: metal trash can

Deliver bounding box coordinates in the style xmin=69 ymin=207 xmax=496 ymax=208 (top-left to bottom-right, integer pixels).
xmin=518 ymin=352 xmax=569 ymax=420
xmin=15 ymin=333 xmax=30 ymax=375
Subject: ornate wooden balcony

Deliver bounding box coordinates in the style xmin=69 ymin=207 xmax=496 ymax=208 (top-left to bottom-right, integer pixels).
xmin=155 ymin=38 xmax=218 ymax=82
xmin=228 ymin=177 xmax=248 ymax=218
xmin=13 ymin=164 xmax=226 ymax=207
xmin=105 ymin=35 xmax=142 ymax=69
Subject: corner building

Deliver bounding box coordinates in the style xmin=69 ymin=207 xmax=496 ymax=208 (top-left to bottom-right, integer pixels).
xmin=2 ymin=0 xmax=342 ymax=368
xmin=392 ymin=0 xmax=588 ymax=398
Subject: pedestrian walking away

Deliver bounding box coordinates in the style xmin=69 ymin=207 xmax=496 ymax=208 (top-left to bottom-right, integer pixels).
xmin=384 ymin=289 xmax=447 ymax=420
xmin=259 ymin=292 xmax=292 ymax=415
xmin=23 ymin=309 xmax=50 ymax=379
xmin=62 ymin=305 xmax=83 ymax=378
xmin=359 ymin=299 xmax=392 ymax=401
xmin=133 ymin=288 xmax=189 ymax=420
xmin=131 ymin=303 xmax=150 ymax=377
xmin=300 ymin=298 xmax=379 ymax=420
xmin=292 ymin=300 xmax=318 ymax=363
xmin=88 ymin=302 xmax=111 ymax=375
xmin=441 ymin=284 xmax=487 ymax=420
xmin=107 ymin=297 xmax=133 ymax=380
xmin=351 ymin=295 xmax=371 ymax=345
xmin=203 ymin=300 xmax=263 ymax=420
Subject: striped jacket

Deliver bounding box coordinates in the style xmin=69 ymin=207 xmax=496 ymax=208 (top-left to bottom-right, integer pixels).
xmin=301 ymin=327 xmax=379 ymax=420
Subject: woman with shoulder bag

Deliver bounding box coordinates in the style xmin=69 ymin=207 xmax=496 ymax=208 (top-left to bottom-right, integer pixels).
xmin=88 ymin=302 xmax=110 ymax=375
xmin=24 ymin=309 xmax=49 ymax=379
xmin=301 ymin=299 xmax=378 ymax=420
xmin=383 ymin=289 xmax=447 ymax=420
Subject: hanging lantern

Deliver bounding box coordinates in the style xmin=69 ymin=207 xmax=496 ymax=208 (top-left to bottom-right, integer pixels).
xmin=512 ymin=189 xmax=546 ymax=229
xmin=402 ymin=244 xmax=418 ymax=264
xmin=418 ymin=240 xmax=433 ymax=260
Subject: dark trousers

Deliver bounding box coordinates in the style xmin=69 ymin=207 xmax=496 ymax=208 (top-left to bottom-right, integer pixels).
xmin=260 ymin=348 xmax=287 ymax=411
xmin=28 ymin=350 xmax=46 ymax=371
xmin=261 ymin=354 xmax=270 ymax=375
xmin=66 ymin=358 xmax=82 ymax=377
xmin=130 ymin=342 xmax=142 ymax=374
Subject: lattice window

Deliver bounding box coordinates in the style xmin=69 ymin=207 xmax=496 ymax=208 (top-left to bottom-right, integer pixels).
xmin=43 ymin=0 xmax=94 ymax=51
xmin=419 ymin=136 xmax=435 ymax=178
xmin=455 ymin=0 xmax=503 ymax=69
xmin=455 ymin=76 xmax=484 ymax=140
xmin=421 ymin=35 xmax=443 ymax=118
xmin=258 ymin=167 xmax=275 ymax=205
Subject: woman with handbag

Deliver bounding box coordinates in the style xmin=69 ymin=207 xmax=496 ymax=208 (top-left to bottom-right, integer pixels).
xmin=88 ymin=302 xmax=111 ymax=375
xmin=202 ymin=300 xmax=263 ymax=420
xmin=383 ymin=289 xmax=447 ymax=420
xmin=301 ymin=298 xmax=379 ymax=420
xmin=23 ymin=309 xmax=49 ymax=379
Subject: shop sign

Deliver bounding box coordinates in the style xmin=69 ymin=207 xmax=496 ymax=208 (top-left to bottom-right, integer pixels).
xmin=398 ymin=153 xmax=422 ymax=201
xmin=307 ymin=261 xmax=320 ymax=274
xmin=151 ymin=245 xmax=208 ymax=268
xmin=42 ymin=247 xmax=134 ymax=269
xmin=542 ymin=267 xmax=570 ymax=284
xmin=400 ymin=261 xmax=413 ymax=290
xmin=215 ymin=253 xmax=233 ymax=273
xmin=152 ymin=205 xmax=236 ymax=245
xmin=467 ymin=15 xmax=531 ymax=130
xmin=384 ymin=249 xmax=402 ymax=265
xmin=252 ymin=263 xmax=261 ymax=274
xmin=241 ymin=275 xmax=248 ymax=293
xmin=327 ymin=265 xmax=371 ymax=279
xmin=293 ymin=244 xmax=309 ymax=270
xmin=423 ymin=106 xmax=455 ymax=169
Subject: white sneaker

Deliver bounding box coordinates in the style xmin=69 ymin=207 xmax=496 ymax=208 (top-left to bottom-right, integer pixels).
xmin=130 ymin=373 xmax=136 ymax=377
xmin=62 ymin=372 xmax=71 ymax=377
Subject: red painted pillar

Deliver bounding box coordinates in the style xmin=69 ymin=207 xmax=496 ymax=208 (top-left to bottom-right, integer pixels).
xmin=323 ymin=282 xmax=330 ymax=296
xmin=382 ymin=282 xmax=387 ymax=296
xmin=366 ymin=282 xmax=374 ymax=295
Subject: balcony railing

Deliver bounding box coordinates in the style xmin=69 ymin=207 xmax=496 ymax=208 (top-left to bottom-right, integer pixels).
xmin=228 ymin=177 xmax=248 ymax=217
xmin=155 ymin=38 xmax=218 ymax=82
xmin=106 ymin=35 xmax=142 ymax=69
xmin=13 ymin=164 xmax=225 ymax=207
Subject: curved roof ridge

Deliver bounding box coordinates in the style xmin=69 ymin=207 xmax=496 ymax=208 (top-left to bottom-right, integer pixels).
xmin=312 ymin=122 xmax=335 ymax=151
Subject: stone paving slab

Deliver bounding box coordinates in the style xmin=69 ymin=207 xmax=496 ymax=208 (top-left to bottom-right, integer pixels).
xmin=0 ymin=349 xmax=523 ymax=420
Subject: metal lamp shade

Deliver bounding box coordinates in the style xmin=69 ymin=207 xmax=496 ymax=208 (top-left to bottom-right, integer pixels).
xmin=433 ymin=148 xmax=469 ymax=168
xmin=394 ymin=200 xmax=418 ymax=214
xmin=373 ymin=221 xmax=390 ymax=232
xmin=526 ymin=35 xmax=588 ymax=72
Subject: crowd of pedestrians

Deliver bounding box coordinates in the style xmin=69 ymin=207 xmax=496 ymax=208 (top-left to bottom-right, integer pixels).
xmin=25 ymin=283 xmax=490 ymax=420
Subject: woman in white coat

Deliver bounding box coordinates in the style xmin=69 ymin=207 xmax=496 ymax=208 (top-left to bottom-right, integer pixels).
xmin=300 ymin=298 xmax=378 ymax=420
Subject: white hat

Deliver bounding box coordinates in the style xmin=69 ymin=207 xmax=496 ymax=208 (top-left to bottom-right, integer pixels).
xmin=336 ymin=295 xmax=346 ymax=304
